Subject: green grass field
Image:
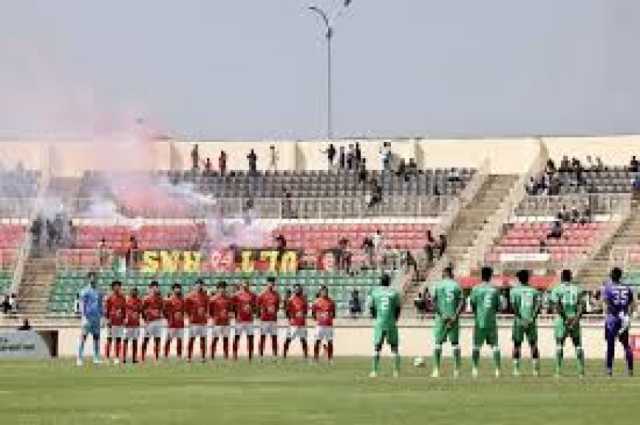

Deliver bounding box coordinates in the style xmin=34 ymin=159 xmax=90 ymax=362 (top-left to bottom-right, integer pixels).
xmin=0 ymin=357 xmax=637 ymax=425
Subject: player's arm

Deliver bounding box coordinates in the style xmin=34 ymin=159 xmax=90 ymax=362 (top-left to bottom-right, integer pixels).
xmin=394 ymin=292 xmax=402 ymax=322
xmin=431 ymin=287 xmax=440 ymax=316
xmin=454 ymin=289 xmax=464 ymax=320
xmin=510 ymin=291 xmax=521 ymax=320
xmin=368 ymin=296 xmax=376 ymax=319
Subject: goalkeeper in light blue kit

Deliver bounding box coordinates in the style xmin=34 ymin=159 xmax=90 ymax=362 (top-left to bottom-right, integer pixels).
xmin=76 ymin=272 xmax=104 ymax=366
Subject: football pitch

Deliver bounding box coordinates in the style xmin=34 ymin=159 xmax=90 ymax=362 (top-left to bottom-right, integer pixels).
xmin=0 ymin=358 xmax=637 ymax=425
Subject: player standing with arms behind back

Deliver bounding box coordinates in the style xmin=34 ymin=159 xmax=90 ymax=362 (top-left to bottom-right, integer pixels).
xmin=164 ymin=283 xmax=186 ymax=359
xmin=431 ymin=266 xmax=464 ymax=378
xmin=76 ymin=272 xmax=104 ymax=366
xmin=368 ymin=274 xmax=401 ymax=378
xmin=602 ymin=267 xmax=635 ymax=376
xmin=104 ymin=281 xmax=127 ymax=365
xmin=312 ymin=285 xmax=336 ymax=363
xmin=210 ymin=281 xmax=233 ymax=360
xmin=185 ymin=279 xmax=209 ymax=363
xmin=141 ymin=281 xmax=164 ymax=362
xmin=232 ymin=282 xmax=257 ymax=361
xmin=469 ymin=266 xmax=501 ymax=378
xmin=283 ymin=283 xmax=309 ymax=359
xmin=257 ymin=276 xmax=280 ymax=360
xmin=123 ymin=287 xmax=142 ymax=364
xmin=550 ymin=269 xmax=585 ymax=378
xmin=510 ymin=270 xmax=541 ymax=377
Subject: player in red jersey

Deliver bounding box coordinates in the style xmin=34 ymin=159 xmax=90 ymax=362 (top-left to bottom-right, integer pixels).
xmin=283 ymin=283 xmax=309 ymax=359
xmin=141 ymin=281 xmax=164 ymax=362
xmin=185 ymin=279 xmax=209 ymax=362
xmin=209 ymin=281 xmax=233 ymax=359
xmin=123 ymin=287 xmax=142 ymax=363
xmin=104 ymin=281 xmax=127 ymax=364
xmin=163 ymin=283 xmax=186 ymax=359
xmin=312 ymin=285 xmax=336 ymax=362
xmin=257 ymin=276 xmax=280 ymax=359
xmin=232 ymin=281 xmax=257 ymax=361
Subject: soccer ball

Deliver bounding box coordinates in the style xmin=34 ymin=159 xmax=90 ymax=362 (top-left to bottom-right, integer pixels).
xmin=413 ymin=357 xmax=425 ymax=368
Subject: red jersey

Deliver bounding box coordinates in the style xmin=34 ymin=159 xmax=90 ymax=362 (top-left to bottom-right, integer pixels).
xmin=125 ymin=296 xmax=143 ymax=327
xmin=142 ymin=293 xmax=164 ymax=322
xmin=164 ymin=295 xmax=186 ymax=329
xmin=287 ymin=294 xmax=308 ymax=327
xmin=209 ymin=293 xmax=233 ymax=326
xmin=312 ymin=297 xmax=336 ymax=327
xmin=233 ymin=290 xmax=257 ymax=323
xmin=105 ymin=293 xmax=127 ymax=326
xmin=257 ymin=290 xmax=280 ymax=322
xmin=185 ymin=290 xmax=209 ymax=325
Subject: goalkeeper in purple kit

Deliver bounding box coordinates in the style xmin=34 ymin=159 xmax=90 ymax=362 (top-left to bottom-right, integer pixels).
xmin=602 ymin=267 xmax=635 ymax=377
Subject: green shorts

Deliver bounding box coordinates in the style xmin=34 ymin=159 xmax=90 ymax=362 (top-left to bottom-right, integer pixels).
xmin=373 ymin=325 xmax=399 ymax=348
xmin=554 ymin=318 xmax=582 ymax=346
xmin=473 ymin=325 xmax=498 ymax=348
xmin=512 ymin=320 xmax=538 ymax=346
xmin=434 ymin=316 xmax=460 ymax=346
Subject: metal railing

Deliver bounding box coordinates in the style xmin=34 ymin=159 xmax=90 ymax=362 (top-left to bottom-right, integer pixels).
xmin=515 ymin=193 xmax=631 ymax=218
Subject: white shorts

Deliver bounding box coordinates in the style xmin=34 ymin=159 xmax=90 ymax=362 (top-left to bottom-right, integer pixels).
xmin=189 ymin=325 xmax=207 ymax=338
xmin=315 ymin=326 xmax=334 ymax=342
xmin=260 ymin=321 xmax=278 ymax=337
xmin=144 ymin=320 xmax=164 ymax=339
xmin=286 ymin=326 xmax=308 ymax=340
xmin=167 ymin=328 xmax=185 ymax=340
xmin=212 ymin=325 xmax=231 ymax=338
xmin=125 ymin=327 xmax=141 ymax=340
xmin=234 ymin=322 xmax=254 ymax=337
xmin=110 ymin=326 xmax=125 ymax=339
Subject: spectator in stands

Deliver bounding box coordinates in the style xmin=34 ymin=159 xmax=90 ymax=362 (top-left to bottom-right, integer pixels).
xmin=349 ymin=289 xmax=362 ymax=318
xmin=570 ymin=203 xmax=580 ymax=223
xmin=339 ymin=146 xmax=346 ymax=170
xmin=219 ymin=151 xmax=227 ymax=175
xmin=580 ymin=201 xmax=592 ymax=224
xmin=372 ymin=230 xmax=384 ymax=264
xmin=423 ymin=288 xmax=433 ymax=313
xmin=282 ymin=191 xmax=295 ymax=219
xmin=9 ymin=293 xmax=17 ymax=312
xmin=633 ymin=174 xmax=640 ymax=200
xmin=346 ymin=144 xmax=355 ymax=170
xmin=247 ymin=149 xmax=257 ymax=174
xmin=414 ymin=292 xmax=426 ymax=319
xmin=31 ymin=216 xmax=42 ymax=248
xmin=545 ymin=158 xmax=557 ymax=174
xmin=336 ymin=238 xmax=351 ymax=272
xmin=74 ymin=293 xmax=81 ymax=317
xmin=204 ymin=158 xmax=212 ymax=175
xmin=424 ymin=230 xmax=436 ymax=264
xmin=547 ymin=220 xmax=563 ymax=239
xmin=379 ymin=142 xmax=392 ymax=171
xmin=97 ymin=237 xmax=109 ymax=269
xmin=396 ymin=159 xmax=406 ymax=177
xmin=630 ymin=156 xmax=639 ymax=172
xmin=1 ymin=295 xmax=10 ymax=315
xmin=355 ymin=142 xmax=362 ymax=166
xmin=367 ymin=178 xmax=383 ymax=208
xmin=595 ymin=157 xmax=604 ymax=171
xmin=126 ymin=235 xmax=139 ymax=268
xmin=46 ymin=219 xmax=56 ymax=250
xmin=437 ymin=234 xmax=448 ymax=258
xmin=191 ymin=144 xmax=199 ymax=170
xmin=557 ymin=205 xmax=571 ymax=222
xmin=358 ymin=159 xmax=368 ymax=183
xmin=17 ymin=319 xmax=31 ymax=331
xmin=67 ymin=220 xmax=76 ymax=248
xmin=448 ymin=167 xmax=462 ymax=182
xmin=525 ymin=177 xmax=537 ymax=195
xmin=325 ymin=143 xmax=336 ymax=169
xmin=361 ymin=236 xmax=375 ymax=268
xmin=268 ymin=145 xmax=279 ymax=171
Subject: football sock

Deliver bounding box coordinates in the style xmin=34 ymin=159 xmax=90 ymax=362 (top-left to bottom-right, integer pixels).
xmin=393 ymin=351 xmax=400 ymax=373
xmin=624 ymin=345 xmax=634 ymax=373
xmin=164 ymin=340 xmax=171 ymax=358
xmin=187 ymin=338 xmax=194 ymax=360
xmin=471 ymin=347 xmax=480 ymax=370
xmin=492 ymin=347 xmax=501 ymax=371
xmin=576 ymin=346 xmax=584 ymax=375
xmin=605 ymin=338 xmax=615 ymax=371
xmin=327 ymin=341 xmax=334 ymax=360
xmin=301 ymin=339 xmax=308 ymax=359
xmin=78 ymin=336 xmax=85 ymax=360
xmin=555 ymin=345 xmax=564 ymax=374
xmin=114 ymin=339 xmax=122 ymax=360
xmin=122 ymin=340 xmax=128 ymax=362
xmin=433 ymin=345 xmax=442 ymax=372
xmin=247 ymin=336 xmax=254 ymax=361
xmin=271 ymin=336 xmax=278 ymax=357
xmin=141 ymin=338 xmax=148 ymax=361
xmin=132 ymin=340 xmax=138 ymax=362
xmin=211 ymin=337 xmax=218 ymax=359
xmin=92 ymin=336 xmax=100 ymax=361
xmin=372 ymin=351 xmax=381 ymax=374
xmin=105 ymin=337 xmax=112 ymax=359
xmin=222 ymin=337 xmax=229 ymax=359
xmin=314 ymin=341 xmax=321 ymax=361
xmin=176 ymin=339 xmax=183 ymax=358
xmin=200 ymin=338 xmax=206 ymax=359
xmin=452 ymin=345 xmax=461 ymax=371
xmin=153 ymin=338 xmax=160 ymax=360
xmin=259 ymin=335 xmax=266 ymax=357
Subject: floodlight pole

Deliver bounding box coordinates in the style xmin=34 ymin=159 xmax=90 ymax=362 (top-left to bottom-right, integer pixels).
xmin=309 ymin=4 xmax=350 ymax=140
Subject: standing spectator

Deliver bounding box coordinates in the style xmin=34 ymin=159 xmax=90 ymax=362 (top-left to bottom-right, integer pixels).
xmin=9 ymin=293 xmax=17 ymax=312
xmin=349 ymin=289 xmax=362 ymax=318
xmin=358 ymin=159 xmax=368 ymax=183
xmin=74 ymin=293 xmax=81 ymax=317
xmin=339 ymin=146 xmax=346 ymax=170
xmin=31 ymin=216 xmax=42 ymax=248
xmin=268 ymin=145 xmax=279 ymax=171
xmin=362 ymin=236 xmax=375 ymax=268
xmin=219 ymin=151 xmax=227 ymax=175
xmin=346 ymin=144 xmax=355 ymax=170
xmin=46 ymin=220 xmax=56 ymax=250
xmin=437 ymin=234 xmax=447 ymax=258
xmin=372 ymin=230 xmax=384 ymax=267
xmin=585 ymin=155 xmax=595 ymax=171
xmin=337 ymin=237 xmax=351 ymax=272
xmin=1 ymin=295 xmax=10 ymax=315
xmin=559 ymin=155 xmax=571 ymax=172
xmin=67 ymin=220 xmax=76 ymax=247
xmin=325 ymin=143 xmax=336 ymax=170
xmin=525 ymin=177 xmax=537 ymax=195
xmin=191 ymin=144 xmax=199 ymax=170
xmin=595 ymin=157 xmax=604 ymax=171
xmin=379 ymin=142 xmax=391 ymax=171
xmin=424 ymin=229 xmax=436 ymax=264
xmin=247 ymin=149 xmax=257 ymax=174
xmin=204 ymin=158 xmax=212 ymax=175
xmin=547 ymin=221 xmax=563 ymax=239
xmin=97 ymin=237 xmax=109 ymax=269
xmin=630 ymin=156 xmax=639 ymax=172
xmin=355 ymin=141 xmax=362 ymax=166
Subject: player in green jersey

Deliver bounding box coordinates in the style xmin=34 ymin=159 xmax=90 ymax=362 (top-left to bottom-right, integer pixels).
xmin=431 ymin=266 xmax=464 ymax=378
xmin=469 ymin=266 xmax=501 ymax=378
xmin=368 ymin=274 xmax=402 ymax=378
xmin=510 ymin=270 xmax=542 ymax=377
xmin=550 ymin=269 xmax=585 ymax=378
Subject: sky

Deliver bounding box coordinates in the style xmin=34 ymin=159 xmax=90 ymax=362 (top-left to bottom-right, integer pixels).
xmin=0 ymin=0 xmax=639 ymax=140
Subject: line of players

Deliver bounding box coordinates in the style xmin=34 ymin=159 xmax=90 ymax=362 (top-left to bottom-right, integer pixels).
xmin=423 ymin=265 xmax=635 ymax=378
xmin=78 ymin=276 xmax=336 ymax=365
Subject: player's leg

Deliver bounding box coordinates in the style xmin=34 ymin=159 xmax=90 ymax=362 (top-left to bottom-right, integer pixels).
xmin=271 ymin=327 xmax=279 ymax=357
xmin=211 ymin=335 xmax=219 ymax=359
xmin=313 ymin=327 xmax=322 ymax=361
xmin=187 ymin=336 xmax=195 ymax=362
xmin=164 ymin=335 xmax=173 ymax=358
xmin=327 ymin=339 xmax=334 ymax=361
xmin=105 ymin=335 xmax=112 ymax=360
xmin=222 ymin=335 xmax=229 ymax=360
xmin=122 ymin=337 xmax=129 ymax=364
xmin=489 ymin=327 xmax=501 ymax=377
xmin=619 ymin=330 xmax=634 ymax=376
xmin=432 ymin=318 xmax=445 ymax=378
xmin=199 ymin=336 xmax=206 ymax=361
xmin=527 ymin=326 xmax=540 ymax=377
xmin=389 ymin=327 xmax=400 ymax=377
xmin=247 ymin=335 xmax=254 ymax=361
xmin=553 ymin=320 xmax=565 ymax=376
xmin=570 ymin=327 xmax=584 ymax=377
xmin=132 ymin=335 xmax=139 ymax=363
xmin=112 ymin=327 xmax=122 ymax=364
xmin=283 ymin=326 xmax=292 ymax=359
xmin=370 ymin=327 xmax=384 ymax=378
xmin=142 ymin=336 xmax=149 ymax=362
xmin=512 ymin=322 xmax=523 ymax=376
xmin=450 ymin=323 xmax=461 ymax=378
xmin=232 ymin=334 xmax=240 ymax=360
xmin=92 ymin=332 xmax=101 ymax=363
xmin=77 ymin=332 xmax=87 ymax=365
xmin=605 ymin=326 xmax=616 ymax=376
xmin=259 ymin=324 xmax=266 ymax=358
xmin=471 ymin=326 xmax=482 ymax=377
xmin=153 ymin=336 xmax=161 ymax=361
xmin=176 ymin=335 xmax=183 ymax=359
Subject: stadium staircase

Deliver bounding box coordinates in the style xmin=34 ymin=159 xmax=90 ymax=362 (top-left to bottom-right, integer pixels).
xmin=576 ymin=200 xmax=640 ymax=288
xmin=16 ymin=252 xmax=58 ymax=317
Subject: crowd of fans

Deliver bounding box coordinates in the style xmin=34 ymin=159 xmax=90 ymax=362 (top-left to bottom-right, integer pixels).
xmin=30 ymin=213 xmax=75 ymax=254
xmin=1 ymin=292 xmax=17 ymax=315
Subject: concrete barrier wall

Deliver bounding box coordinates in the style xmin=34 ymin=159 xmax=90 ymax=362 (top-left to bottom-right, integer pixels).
xmin=22 ymin=320 xmax=627 ymax=360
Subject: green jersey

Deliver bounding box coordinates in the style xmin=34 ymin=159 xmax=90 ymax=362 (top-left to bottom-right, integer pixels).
xmin=368 ymin=286 xmax=401 ymax=328
xmin=550 ymin=283 xmax=583 ymax=318
xmin=510 ymin=284 xmax=540 ymax=322
xmin=470 ymin=282 xmax=500 ymax=329
xmin=432 ymin=278 xmax=463 ymax=319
